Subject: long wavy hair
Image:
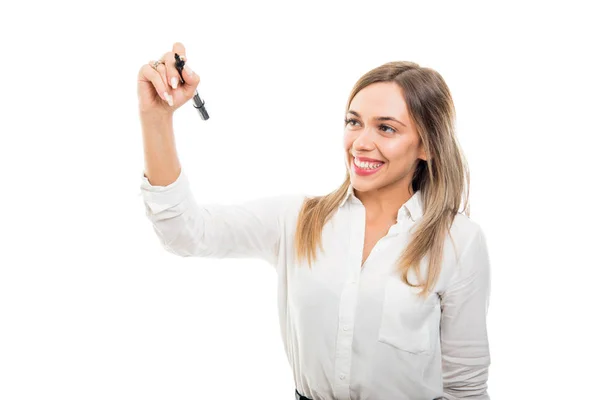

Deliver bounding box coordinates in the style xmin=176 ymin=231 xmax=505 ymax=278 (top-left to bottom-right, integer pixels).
xmin=293 ymin=61 xmax=471 ymax=298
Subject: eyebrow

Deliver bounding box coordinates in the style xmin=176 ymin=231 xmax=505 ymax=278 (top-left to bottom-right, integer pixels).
xmin=347 ymin=110 xmax=407 ymax=127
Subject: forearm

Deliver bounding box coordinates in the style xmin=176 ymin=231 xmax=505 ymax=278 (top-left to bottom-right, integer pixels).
xmin=140 ymin=111 xmax=181 ymax=186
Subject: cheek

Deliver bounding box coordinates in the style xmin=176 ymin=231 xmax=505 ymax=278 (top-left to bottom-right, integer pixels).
xmin=380 ymin=139 xmax=411 ymax=160
xmin=342 ymin=131 xmax=354 ymax=150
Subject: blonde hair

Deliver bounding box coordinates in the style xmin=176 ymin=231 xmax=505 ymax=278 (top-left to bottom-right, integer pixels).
xmin=293 ymin=61 xmax=470 ymax=298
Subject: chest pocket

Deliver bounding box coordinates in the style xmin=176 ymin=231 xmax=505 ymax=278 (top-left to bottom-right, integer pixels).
xmin=377 ymin=277 xmax=441 ymax=356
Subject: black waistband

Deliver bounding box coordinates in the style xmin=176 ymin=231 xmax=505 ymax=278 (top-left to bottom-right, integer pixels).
xmin=295 ymin=388 xmax=312 ymax=400
xmin=296 ymin=388 xmax=445 ymax=400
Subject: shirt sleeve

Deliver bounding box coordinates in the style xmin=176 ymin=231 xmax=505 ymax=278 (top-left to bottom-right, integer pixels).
xmin=439 ymin=225 xmax=492 ymax=399
xmin=139 ymin=168 xmax=299 ymax=265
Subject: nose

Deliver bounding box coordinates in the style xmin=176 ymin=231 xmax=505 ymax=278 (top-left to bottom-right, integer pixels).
xmin=351 ymin=126 xmax=377 ymax=152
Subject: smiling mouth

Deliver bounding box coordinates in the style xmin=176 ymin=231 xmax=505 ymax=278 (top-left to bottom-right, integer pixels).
xmin=351 ymin=157 xmax=385 ymax=176
xmin=352 ymin=157 xmax=385 ymax=169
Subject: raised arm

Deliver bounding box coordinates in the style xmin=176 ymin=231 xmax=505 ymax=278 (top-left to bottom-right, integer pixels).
xmin=140 ymin=168 xmax=299 ymax=265
xmin=439 ymin=226 xmax=492 ymax=399
xmin=136 ymin=42 xmax=302 ymax=265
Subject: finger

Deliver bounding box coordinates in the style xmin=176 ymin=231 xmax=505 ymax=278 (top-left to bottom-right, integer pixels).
xmin=143 ymin=63 xmax=173 ymax=106
xmin=181 ymin=60 xmax=199 ymax=89
xmin=161 ymin=51 xmax=182 ymax=91
xmin=172 ymin=42 xmax=187 ymax=84
xmin=152 ymin=59 xmax=169 ymax=89
xmin=172 ymin=41 xmax=186 ymax=60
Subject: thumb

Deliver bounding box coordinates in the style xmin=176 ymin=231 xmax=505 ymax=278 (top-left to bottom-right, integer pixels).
xmin=181 ymin=63 xmax=200 ymax=97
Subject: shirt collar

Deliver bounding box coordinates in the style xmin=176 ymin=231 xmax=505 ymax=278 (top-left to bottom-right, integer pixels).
xmin=339 ymin=185 xmax=423 ymax=222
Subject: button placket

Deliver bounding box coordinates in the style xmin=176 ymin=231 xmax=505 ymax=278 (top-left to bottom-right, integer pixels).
xmin=332 ymin=209 xmax=361 ymax=400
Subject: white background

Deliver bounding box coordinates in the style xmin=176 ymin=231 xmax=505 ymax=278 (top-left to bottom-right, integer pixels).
xmin=1 ymin=1 xmax=598 ymax=399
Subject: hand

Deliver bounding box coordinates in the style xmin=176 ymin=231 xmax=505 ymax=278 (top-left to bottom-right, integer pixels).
xmin=137 ymin=42 xmax=200 ymax=116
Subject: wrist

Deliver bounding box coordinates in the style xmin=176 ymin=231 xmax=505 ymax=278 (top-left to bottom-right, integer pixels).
xmin=139 ymin=109 xmax=173 ymax=123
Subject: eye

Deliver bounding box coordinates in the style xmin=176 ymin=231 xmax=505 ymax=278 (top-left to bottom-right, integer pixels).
xmin=344 ymin=117 xmax=359 ymax=127
xmin=344 ymin=118 xmax=396 ymax=134
xmin=379 ymin=124 xmax=395 ymax=134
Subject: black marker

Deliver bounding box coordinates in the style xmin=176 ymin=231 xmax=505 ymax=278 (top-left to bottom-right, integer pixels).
xmin=174 ymin=53 xmax=209 ymax=120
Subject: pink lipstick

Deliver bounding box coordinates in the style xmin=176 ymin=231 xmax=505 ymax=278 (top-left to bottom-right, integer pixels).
xmin=351 ymin=157 xmax=385 ymax=176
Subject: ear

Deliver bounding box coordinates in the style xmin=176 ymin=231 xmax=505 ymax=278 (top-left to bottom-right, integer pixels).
xmin=417 ymin=142 xmax=429 ymax=161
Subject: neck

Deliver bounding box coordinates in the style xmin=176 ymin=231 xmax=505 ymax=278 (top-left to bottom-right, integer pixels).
xmin=355 ymin=185 xmax=415 ymax=223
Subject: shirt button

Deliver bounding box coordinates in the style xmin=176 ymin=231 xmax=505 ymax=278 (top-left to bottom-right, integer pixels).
xmin=339 ymin=373 xmax=346 ymax=380
xmin=343 ymin=325 xmax=349 ymax=331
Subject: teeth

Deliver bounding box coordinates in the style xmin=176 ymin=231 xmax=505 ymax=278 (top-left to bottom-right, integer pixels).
xmin=354 ymin=157 xmax=383 ymax=170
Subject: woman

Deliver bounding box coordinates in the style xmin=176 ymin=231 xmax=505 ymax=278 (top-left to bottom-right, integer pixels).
xmin=138 ymin=42 xmax=491 ymax=400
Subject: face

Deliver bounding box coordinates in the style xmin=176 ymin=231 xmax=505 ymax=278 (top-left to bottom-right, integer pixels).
xmin=343 ymin=81 xmax=427 ymax=195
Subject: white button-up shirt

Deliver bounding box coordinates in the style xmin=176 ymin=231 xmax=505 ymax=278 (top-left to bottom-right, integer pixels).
xmin=139 ymin=168 xmax=491 ymax=400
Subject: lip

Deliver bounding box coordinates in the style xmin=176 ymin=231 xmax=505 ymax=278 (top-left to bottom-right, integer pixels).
xmin=353 ymin=155 xmax=385 ymax=163
xmin=351 ymin=157 xmax=385 ymax=176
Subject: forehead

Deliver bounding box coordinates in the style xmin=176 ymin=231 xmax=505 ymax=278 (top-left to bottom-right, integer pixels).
xmin=349 ymin=82 xmax=409 ymax=121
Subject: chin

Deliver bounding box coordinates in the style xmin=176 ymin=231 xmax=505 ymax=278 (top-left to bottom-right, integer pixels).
xmin=350 ymin=176 xmax=375 ymax=191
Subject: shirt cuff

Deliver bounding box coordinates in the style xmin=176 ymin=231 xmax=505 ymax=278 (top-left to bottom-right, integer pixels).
xmin=139 ymin=168 xmax=191 ymax=214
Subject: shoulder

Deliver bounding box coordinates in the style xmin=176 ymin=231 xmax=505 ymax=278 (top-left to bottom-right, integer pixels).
xmin=448 ymin=213 xmax=487 ymax=254
xmin=447 ymin=213 xmax=490 ymax=273
xmin=433 ymin=213 xmax=489 ymax=291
